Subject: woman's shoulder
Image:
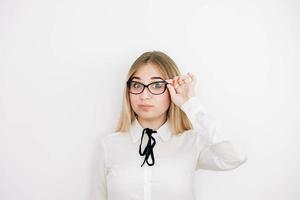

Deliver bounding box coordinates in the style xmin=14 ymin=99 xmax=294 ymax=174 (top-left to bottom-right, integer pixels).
xmin=97 ymin=131 xmax=130 ymax=145
xmin=173 ymin=128 xmax=200 ymax=142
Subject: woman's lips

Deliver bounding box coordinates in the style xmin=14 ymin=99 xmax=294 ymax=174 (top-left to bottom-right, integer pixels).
xmin=138 ymin=104 xmax=154 ymax=110
xmin=138 ymin=104 xmax=154 ymax=107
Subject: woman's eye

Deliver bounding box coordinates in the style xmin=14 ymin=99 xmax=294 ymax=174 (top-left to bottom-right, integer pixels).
xmin=133 ymin=83 xmax=142 ymax=88
xmin=153 ymin=83 xmax=163 ymax=88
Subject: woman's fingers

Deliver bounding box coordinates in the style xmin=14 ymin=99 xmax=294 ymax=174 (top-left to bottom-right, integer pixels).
xmin=166 ymin=83 xmax=176 ymax=96
xmin=182 ymin=75 xmax=192 ymax=84
xmin=165 ymin=79 xmax=172 ymax=84
xmin=165 ymin=78 xmax=178 ymax=89
xmin=178 ymin=74 xmax=192 ymax=85
xmin=173 ymin=76 xmax=180 ymax=88
xmin=166 ymin=72 xmax=196 ymax=87
xmin=178 ymin=77 xmax=184 ymax=85
xmin=188 ymin=72 xmax=197 ymax=83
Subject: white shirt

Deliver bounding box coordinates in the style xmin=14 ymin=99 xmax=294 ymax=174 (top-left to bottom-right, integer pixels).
xmin=91 ymin=96 xmax=247 ymax=200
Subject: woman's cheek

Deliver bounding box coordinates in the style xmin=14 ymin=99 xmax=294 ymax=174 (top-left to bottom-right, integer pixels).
xmin=129 ymin=96 xmax=137 ymax=111
xmin=159 ymin=94 xmax=170 ymax=110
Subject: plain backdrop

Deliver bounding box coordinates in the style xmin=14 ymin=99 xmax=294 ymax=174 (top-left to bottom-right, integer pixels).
xmin=0 ymin=0 xmax=299 ymax=199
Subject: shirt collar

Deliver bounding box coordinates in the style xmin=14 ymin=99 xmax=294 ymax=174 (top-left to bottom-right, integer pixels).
xmin=130 ymin=118 xmax=172 ymax=143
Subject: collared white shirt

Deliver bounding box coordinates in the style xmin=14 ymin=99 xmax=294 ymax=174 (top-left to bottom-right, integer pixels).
xmin=91 ymin=96 xmax=247 ymax=200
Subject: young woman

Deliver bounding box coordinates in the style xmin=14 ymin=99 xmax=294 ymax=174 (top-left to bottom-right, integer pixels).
xmin=91 ymin=51 xmax=247 ymax=200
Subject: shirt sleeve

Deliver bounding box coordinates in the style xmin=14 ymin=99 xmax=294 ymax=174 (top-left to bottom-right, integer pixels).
xmin=90 ymin=136 xmax=108 ymax=200
xmin=180 ymin=96 xmax=248 ymax=171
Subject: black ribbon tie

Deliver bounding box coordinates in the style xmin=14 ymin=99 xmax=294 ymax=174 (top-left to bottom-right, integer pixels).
xmin=139 ymin=128 xmax=157 ymax=167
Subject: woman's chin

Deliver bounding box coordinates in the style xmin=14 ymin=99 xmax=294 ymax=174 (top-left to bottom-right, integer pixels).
xmin=137 ymin=113 xmax=159 ymax=120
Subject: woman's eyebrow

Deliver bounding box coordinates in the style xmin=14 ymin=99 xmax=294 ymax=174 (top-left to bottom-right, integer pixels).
xmin=151 ymin=76 xmax=164 ymax=80
xmin=131 ymin=76 xmax=163 ymax=80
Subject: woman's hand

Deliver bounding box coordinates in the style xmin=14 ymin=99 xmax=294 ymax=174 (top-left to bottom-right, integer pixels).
xmin=165 ymin=72 xmax=197 ymax=108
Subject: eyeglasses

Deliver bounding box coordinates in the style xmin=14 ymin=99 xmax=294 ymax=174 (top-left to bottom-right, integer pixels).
xmin=126 ymin=80 xmax=169 ymax=95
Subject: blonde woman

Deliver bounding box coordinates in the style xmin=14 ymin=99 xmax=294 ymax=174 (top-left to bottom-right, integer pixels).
xmin=91 ymin=51 xmax=247 ymax=200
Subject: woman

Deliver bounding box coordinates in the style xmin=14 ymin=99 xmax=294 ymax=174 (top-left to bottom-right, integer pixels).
xmin=91 ymin=51 xmax=247 ymax=200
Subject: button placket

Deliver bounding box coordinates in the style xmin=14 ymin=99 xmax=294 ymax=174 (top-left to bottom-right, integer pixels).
xmin=144 ymin=164 xmax=152 ymax=200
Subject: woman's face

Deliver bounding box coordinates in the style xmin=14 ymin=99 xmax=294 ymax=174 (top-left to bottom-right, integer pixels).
xmin=129 ymin=63 xmax=170 ymax=121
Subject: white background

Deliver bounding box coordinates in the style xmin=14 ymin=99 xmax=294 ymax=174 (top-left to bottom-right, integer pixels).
xmin=0 ymin=0 xmax=299 ymax=199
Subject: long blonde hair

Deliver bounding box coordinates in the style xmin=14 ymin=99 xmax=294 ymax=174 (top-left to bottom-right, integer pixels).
xmin=114 ymin=50 xmax=193 ymax=134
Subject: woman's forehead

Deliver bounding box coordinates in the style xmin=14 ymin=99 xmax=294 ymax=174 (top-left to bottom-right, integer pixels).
xmin=132 ymin=64 xmax=164 ymax=82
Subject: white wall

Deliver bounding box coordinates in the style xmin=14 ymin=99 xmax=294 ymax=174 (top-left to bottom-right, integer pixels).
xmin=0 ymin=0 xmax=299 ymax=199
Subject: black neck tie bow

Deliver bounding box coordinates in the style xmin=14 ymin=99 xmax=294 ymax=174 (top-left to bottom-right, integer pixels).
xmin=139 ymin=128 xmax=157 ymax=167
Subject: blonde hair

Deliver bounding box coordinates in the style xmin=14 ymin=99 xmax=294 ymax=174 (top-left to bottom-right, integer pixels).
xmin=114 ymin=50 xmax=193 ymax=134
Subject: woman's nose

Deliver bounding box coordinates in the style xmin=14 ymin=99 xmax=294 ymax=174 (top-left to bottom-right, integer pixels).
xmin=140 ymin=87 xmax=152 ymax=99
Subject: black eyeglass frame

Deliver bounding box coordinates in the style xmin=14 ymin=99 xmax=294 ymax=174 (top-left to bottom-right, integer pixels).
xmin=126 ymin=79 xmax=169 ymax=95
